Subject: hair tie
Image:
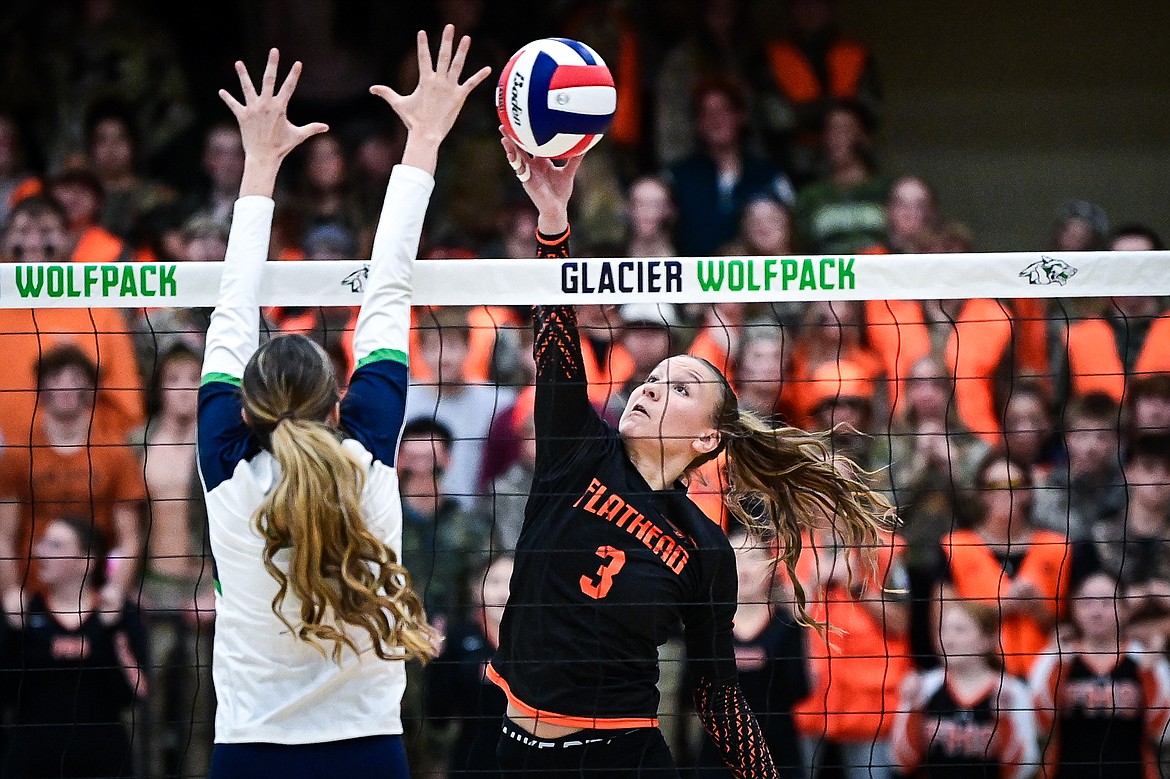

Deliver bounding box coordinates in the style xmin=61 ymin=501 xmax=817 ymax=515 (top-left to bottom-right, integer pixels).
xmin=277 ymin=412 xmax=297 ymax=424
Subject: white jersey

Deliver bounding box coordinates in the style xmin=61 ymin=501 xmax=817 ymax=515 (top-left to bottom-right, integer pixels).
xmin=197 ymin=165 xmax=434 ymax=744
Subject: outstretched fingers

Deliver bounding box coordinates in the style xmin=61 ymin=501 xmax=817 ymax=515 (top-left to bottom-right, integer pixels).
xmin=435 ymin=24 xmax=455 ymax=74
xmin=235 ymin=60 xmax=258 ymax=102
xmin=276 ymin=60 xmax=304 ymax=103
xmin=461 ymin=65 xmax=492 ymax=94
xmin=218 ymin=88 xmax=244 ymax=117
xmin=260 ymin=48 xmax=279 ymax=97
xmin=416 ymin=30 xmax=432 ymax=75
xmin=449 ymin=34 xmax=471 ymax=81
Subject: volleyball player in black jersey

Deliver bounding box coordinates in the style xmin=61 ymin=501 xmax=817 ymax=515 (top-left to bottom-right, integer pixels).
xmin=489 ymin=138 xmax=897 ymax=778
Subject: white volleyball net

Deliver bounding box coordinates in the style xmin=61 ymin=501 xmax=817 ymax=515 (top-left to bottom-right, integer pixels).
xmin=3 ymin=248 xmax=1169 ymax=778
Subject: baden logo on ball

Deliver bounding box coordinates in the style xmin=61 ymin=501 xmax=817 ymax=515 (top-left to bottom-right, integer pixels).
xmin=496 ymin=38 xmax=617 ymax=159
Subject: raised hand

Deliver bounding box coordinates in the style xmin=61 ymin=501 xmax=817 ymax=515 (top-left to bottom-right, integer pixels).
xmin=219 ymin=48 xmax=329 ymax=197
xmin=501 ymin=133 xmax=583 ymax=235
xmin=370 ymin=25 xmax=492 ymax=174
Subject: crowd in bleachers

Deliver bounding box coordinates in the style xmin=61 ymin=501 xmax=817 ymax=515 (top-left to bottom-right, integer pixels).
xmin=0 ymin=1 xmax=1167 ymax=777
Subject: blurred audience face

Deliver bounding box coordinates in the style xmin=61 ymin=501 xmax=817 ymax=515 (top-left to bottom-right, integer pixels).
xmin=184 ymin=233 xmax=228 ymax=262
xmin=904 ymin=357 xmax=950 ymax=425
xmin=978 ymin=457 xmax=1031 ymax=528
xmin=804 ymin=300 xmax=863 ymax=346
xmin=732 ymin=534 xmax=775 ymax=604
xmin=355 ymin=133 xmax=400 ymax=184
xmin=1064 ymin=410 xmax=1118 ymax=479
xmin=1131 ymin=394 xmax=1170 ymax=437
xmin=2 ymin=209 xmax=71 ymax=263
xmin=734 ymin=334 xmax=784 ymax=416
xmin=813 ymin=396 xmax=870 ymax=437
xmin=741 ymin=199 xmax=791 ymax=254
xmin=477 ymin=555 xmax=513 ymax=631
xmin=89 ymin=117 xmax=135 ymax=179
xmin=1070 ymin=574 xmax=1124 ymax=644
xmin=419 ymin=328 xmax=470 ymax=387
xmin=203 ymin=126 xmax=245 ymax=192
xmin=1111 ymin=234 xmax=1157 ymax=253
xmin=696 ymin=89 xmax=743 ymax=152
xmin=503 ymin=206 xmax=539 ymax=259
xmin=305 ymin=135 xmax=347 ymax=192
xmin=627 ymin=178 xmax=674 ymax=239
xmin=1124 ymin=452 xmax=1170 ymax=515
xmin=621 ymin=324 xmax=672 ymax=379
xmin=50 ymin=180 xmax=101 ymax=230
xmin=1002 ymin=391 xmax=1050 ymax=466
xmin=1055 ymin=218 xmax=1096 ymax=252
xmin=823 ymin=107 xmax=867 ymax=169
xmin=937 ymin=602 xmax=993 ymax=664
xmin=887 ymin=177 xmax=936 ymax=243
xmin=32 ymin=520 xmax=89 ymax=591
xmin=40 ymin=364 xmax=97 ymax=422
xmin=159 ymin=352 xmax=201 ymax=422
xmin=397 ymin=433 xmax=451 ymax=508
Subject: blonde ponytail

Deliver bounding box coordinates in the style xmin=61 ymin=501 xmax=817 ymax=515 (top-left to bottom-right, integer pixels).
xmin=722 ymin=412 xmax=897 ymax=629
xmin=242 ymin=335 xmax=436 ymax=663
xmin=690 ymin=358 xmax=899 ymax=630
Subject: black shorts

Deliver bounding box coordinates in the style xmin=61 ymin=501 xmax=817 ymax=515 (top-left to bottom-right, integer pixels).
xmin=497 ymin=717 xmax=679 ymax=778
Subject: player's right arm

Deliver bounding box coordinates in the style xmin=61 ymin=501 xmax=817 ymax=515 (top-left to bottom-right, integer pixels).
xmin=500 ymin=135 xmax=602 ymax=467
xmin=341 ymin=26 xmax=490 ymax=467
xmin=198 ymin=50 xmax=327 ymax=491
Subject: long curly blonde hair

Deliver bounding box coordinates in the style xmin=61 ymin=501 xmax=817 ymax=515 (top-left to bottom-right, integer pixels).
xmin=241 ymin=335 xmax=435 ymax=662
xmin=689 ymin=358 xmax=899 ymax=629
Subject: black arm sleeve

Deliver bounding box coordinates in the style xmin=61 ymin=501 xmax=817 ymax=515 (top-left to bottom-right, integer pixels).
xmin=532 ymin=228 xmax=604 ymax=470
xmin=694 ymin=677 xmax=780 ymax=779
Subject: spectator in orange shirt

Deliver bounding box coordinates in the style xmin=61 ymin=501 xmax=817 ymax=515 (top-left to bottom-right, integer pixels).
xmin=48 ymin=169 xmax=132 ymax=263
xmin=786 ymin=299 xmax=884 ymax=429
xmin=0 ymin=196 xmax=145 ymax=444
xmin=793 ymin=527 xmax=911 ymax=779
xmin=934 ymin=451 xmax=1093 ymax=677
xmin=947 ymin=297 xmax=1051 ymax=445
xmin=0 ymin=346 xmax=147 ymax=620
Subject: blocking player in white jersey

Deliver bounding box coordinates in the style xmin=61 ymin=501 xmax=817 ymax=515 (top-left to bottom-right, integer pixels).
xmin=197 ymin=29 xmax=489 ymax=779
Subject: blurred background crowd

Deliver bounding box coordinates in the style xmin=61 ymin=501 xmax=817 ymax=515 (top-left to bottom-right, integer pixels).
xmin=0 ymin=0 xmax=1168 ymax=778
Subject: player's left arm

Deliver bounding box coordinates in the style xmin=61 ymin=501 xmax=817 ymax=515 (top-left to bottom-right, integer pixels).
xmin=342 ymin=25 xmax=490 ymax=467
xmin=686 ymin=540 xmax=779 ymax=779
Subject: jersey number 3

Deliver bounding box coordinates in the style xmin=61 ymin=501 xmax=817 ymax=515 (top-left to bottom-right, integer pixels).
xmin=580 ymin=545 xmax=627 ymax=599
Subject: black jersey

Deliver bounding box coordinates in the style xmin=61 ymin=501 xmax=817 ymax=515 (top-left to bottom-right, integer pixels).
xmin=488 ymin=230 xmax=738 ymax=728
xmin=891 ymin=669 xmax=1038 ymax=779
xmin=1031 ymin=644 xmax=1170 ymax=779
xmin=0 ymin=594 xmax=147 ymax=778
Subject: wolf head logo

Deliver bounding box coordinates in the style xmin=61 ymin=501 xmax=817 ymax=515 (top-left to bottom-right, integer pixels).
xmin=1019 ymin=256 xmax=1077 ymax=286
xmin=342 ymin=265 xmax=370 ymax=293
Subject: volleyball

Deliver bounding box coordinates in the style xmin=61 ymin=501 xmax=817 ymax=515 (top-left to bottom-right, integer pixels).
xmin=496 ymin=38 xmax=617 ymax=159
